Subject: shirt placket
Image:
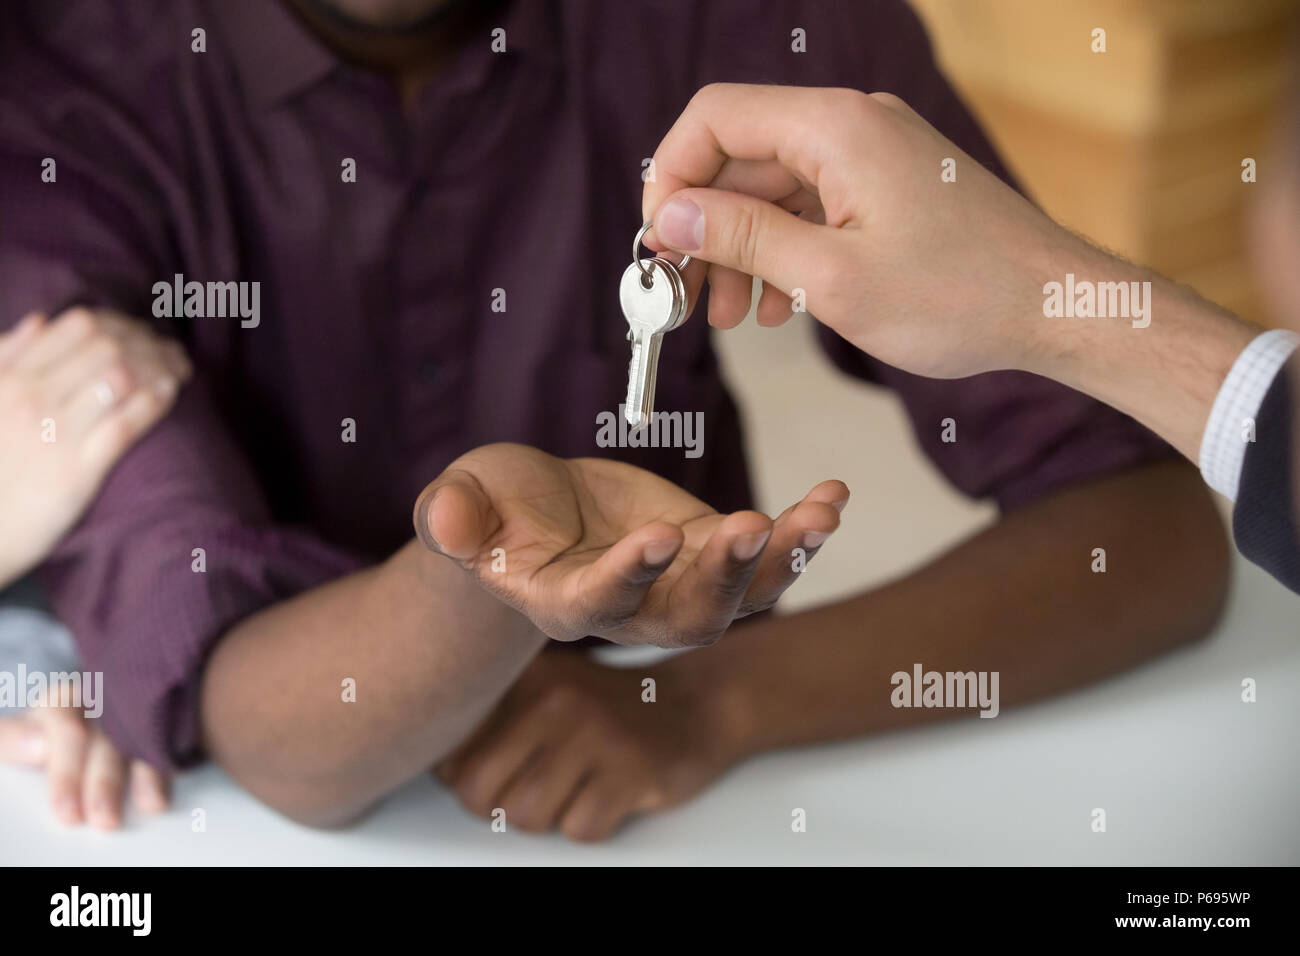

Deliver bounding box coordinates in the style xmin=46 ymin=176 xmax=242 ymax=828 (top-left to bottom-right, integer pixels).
xmin=390 ymin=115 xmax=474 ymax=456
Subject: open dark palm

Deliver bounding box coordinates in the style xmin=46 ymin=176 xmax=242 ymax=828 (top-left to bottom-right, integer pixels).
xmin=414 ymin=443 xmax=847 ymax=647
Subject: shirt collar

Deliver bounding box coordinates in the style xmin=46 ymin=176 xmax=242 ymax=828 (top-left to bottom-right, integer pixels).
xmin=208 ymin=0 xmax=560 ymax=111
xmin=497 ymin=0 xmax=561 ymax=69
xmin=208 ymin=0 xmax=337 ymax=110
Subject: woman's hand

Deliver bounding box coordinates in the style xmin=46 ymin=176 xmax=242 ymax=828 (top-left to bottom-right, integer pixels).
xmin=641 ymin=83 xmax=1081 ymax=380
xmin=0 ymin=308 xmax=191 ymax=587
xmin=0 ymin=704 xmax=169 ymax=829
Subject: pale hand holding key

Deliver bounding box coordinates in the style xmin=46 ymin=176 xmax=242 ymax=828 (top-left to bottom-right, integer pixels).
xmin=641 ymin=83 xmax=1080 ymax=380
xmin=413 ymin=443 xmax=848 ymax=647
xmin=641 ymin=83 xmax=1260 ymax=462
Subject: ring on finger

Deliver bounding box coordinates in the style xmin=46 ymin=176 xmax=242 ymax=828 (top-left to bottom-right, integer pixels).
xmin=91 ymin=380 xmax=116 ymax=407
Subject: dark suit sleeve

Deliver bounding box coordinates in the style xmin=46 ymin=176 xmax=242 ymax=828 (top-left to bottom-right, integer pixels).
xmin=1232 ymin=367 xmax=1300 ymax=593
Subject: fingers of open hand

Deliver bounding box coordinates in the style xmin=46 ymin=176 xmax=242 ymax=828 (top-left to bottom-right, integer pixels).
xmin=566 ymin=521 xmax=683 ymax=636
xmin=739 ymin=480 xmax=849 ymax=615
xmin=666 ymin=510 xmax=774 ymax=646
xmin=548 ymin=509 xmax=776 ymax=647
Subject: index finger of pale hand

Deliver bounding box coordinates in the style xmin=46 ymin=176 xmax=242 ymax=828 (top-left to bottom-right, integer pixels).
xmin=641 ymin=83 xmax=845 ymax=223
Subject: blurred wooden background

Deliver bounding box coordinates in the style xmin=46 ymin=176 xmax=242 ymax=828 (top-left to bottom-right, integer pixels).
xmin=909 ymin=0 xmax=1299 ymax=325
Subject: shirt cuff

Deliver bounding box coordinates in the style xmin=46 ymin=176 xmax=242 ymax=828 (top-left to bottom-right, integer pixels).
xmin=1199 ymin=328 xmax=1300 ymax=500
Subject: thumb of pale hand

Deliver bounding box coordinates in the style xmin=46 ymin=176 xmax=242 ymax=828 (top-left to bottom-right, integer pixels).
xmin=652 ymin=190 xmax=829 ymax=299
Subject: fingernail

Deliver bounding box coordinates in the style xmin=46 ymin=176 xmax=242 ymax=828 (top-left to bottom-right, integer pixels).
xmin=415 ymin=490 xmax=444 ymax=552
xmin=88 ymin=799 xmax=116 ymax=827
xmin=642 ymin=539 xmax=678 ymax=566
xmin=153 ymin=377 xmax=177 ymax=399
xmin=132 ymin=773 xmax=168 ymax=813
xmin=731 ymin=530 xmax=771 ymax=562
xmin=22 ymin=729 xmax=46 ymax=763
xmin=54 ymin=795 xmax=79 ymax=822
xmin=832 ymin=498 xmax=848 ymax=513
xmin=656 ymin=199 xmax=704 ymax=251
xmin=802 ymin=530 xmax=831 ymax=549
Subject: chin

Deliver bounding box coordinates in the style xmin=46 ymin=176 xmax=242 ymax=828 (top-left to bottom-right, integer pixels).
xmin=307 ymin=0 xmax=457 ymax=30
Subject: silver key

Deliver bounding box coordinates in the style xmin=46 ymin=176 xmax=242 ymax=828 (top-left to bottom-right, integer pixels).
xmin=620 ymin=256 xmax=686 ymax=427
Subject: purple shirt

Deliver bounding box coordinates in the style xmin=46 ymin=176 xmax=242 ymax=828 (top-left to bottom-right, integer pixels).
xmin=0 ymin=0 xmax=1171 ymax=771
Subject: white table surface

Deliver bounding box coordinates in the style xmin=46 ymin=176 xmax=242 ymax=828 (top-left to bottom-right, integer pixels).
xmin=3 ymin=314 xmax=1297 ymax=865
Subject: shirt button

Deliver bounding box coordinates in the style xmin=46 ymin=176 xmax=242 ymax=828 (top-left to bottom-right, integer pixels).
xmin=418 ymin=359 xmax=440 ymax=384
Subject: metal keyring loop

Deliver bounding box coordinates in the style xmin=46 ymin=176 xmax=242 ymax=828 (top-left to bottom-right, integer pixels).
xmin=634 ymin=220 xmax=691 ymax=281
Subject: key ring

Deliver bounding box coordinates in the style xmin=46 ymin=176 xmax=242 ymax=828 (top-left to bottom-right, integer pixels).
xmin=634 ymin=221 xmax=691 ymax=282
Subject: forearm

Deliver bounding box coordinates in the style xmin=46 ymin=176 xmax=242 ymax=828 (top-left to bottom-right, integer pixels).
xmin=1029 ymin=234 xmax=1259 ymax=462
xmin=200 ymin=538 xmax=546 ymax=826
xmin=673 ymin=459 xmax=1229 ymax=756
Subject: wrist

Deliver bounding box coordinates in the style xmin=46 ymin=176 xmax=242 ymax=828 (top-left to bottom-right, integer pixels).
xmin=1026 ymin=240 xmax=1259 ymax=461
xmin=396 ymin=537 xmax=544 ymax=644
xmin=657 ymin=640 xmax=765 ymax=765
xmin=1013 ymin=226 xmax=1114 ymax=381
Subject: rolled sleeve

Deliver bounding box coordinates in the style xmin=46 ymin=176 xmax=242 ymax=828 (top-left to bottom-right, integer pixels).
xmin=36 ymin=380 xmax=362 ymax=771
xmin=2 ymin=47 xmax=364 ymax=770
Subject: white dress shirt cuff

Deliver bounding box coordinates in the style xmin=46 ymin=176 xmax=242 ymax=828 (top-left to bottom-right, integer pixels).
xmin=1199 ymin=328 xmax=1300 ymax=501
